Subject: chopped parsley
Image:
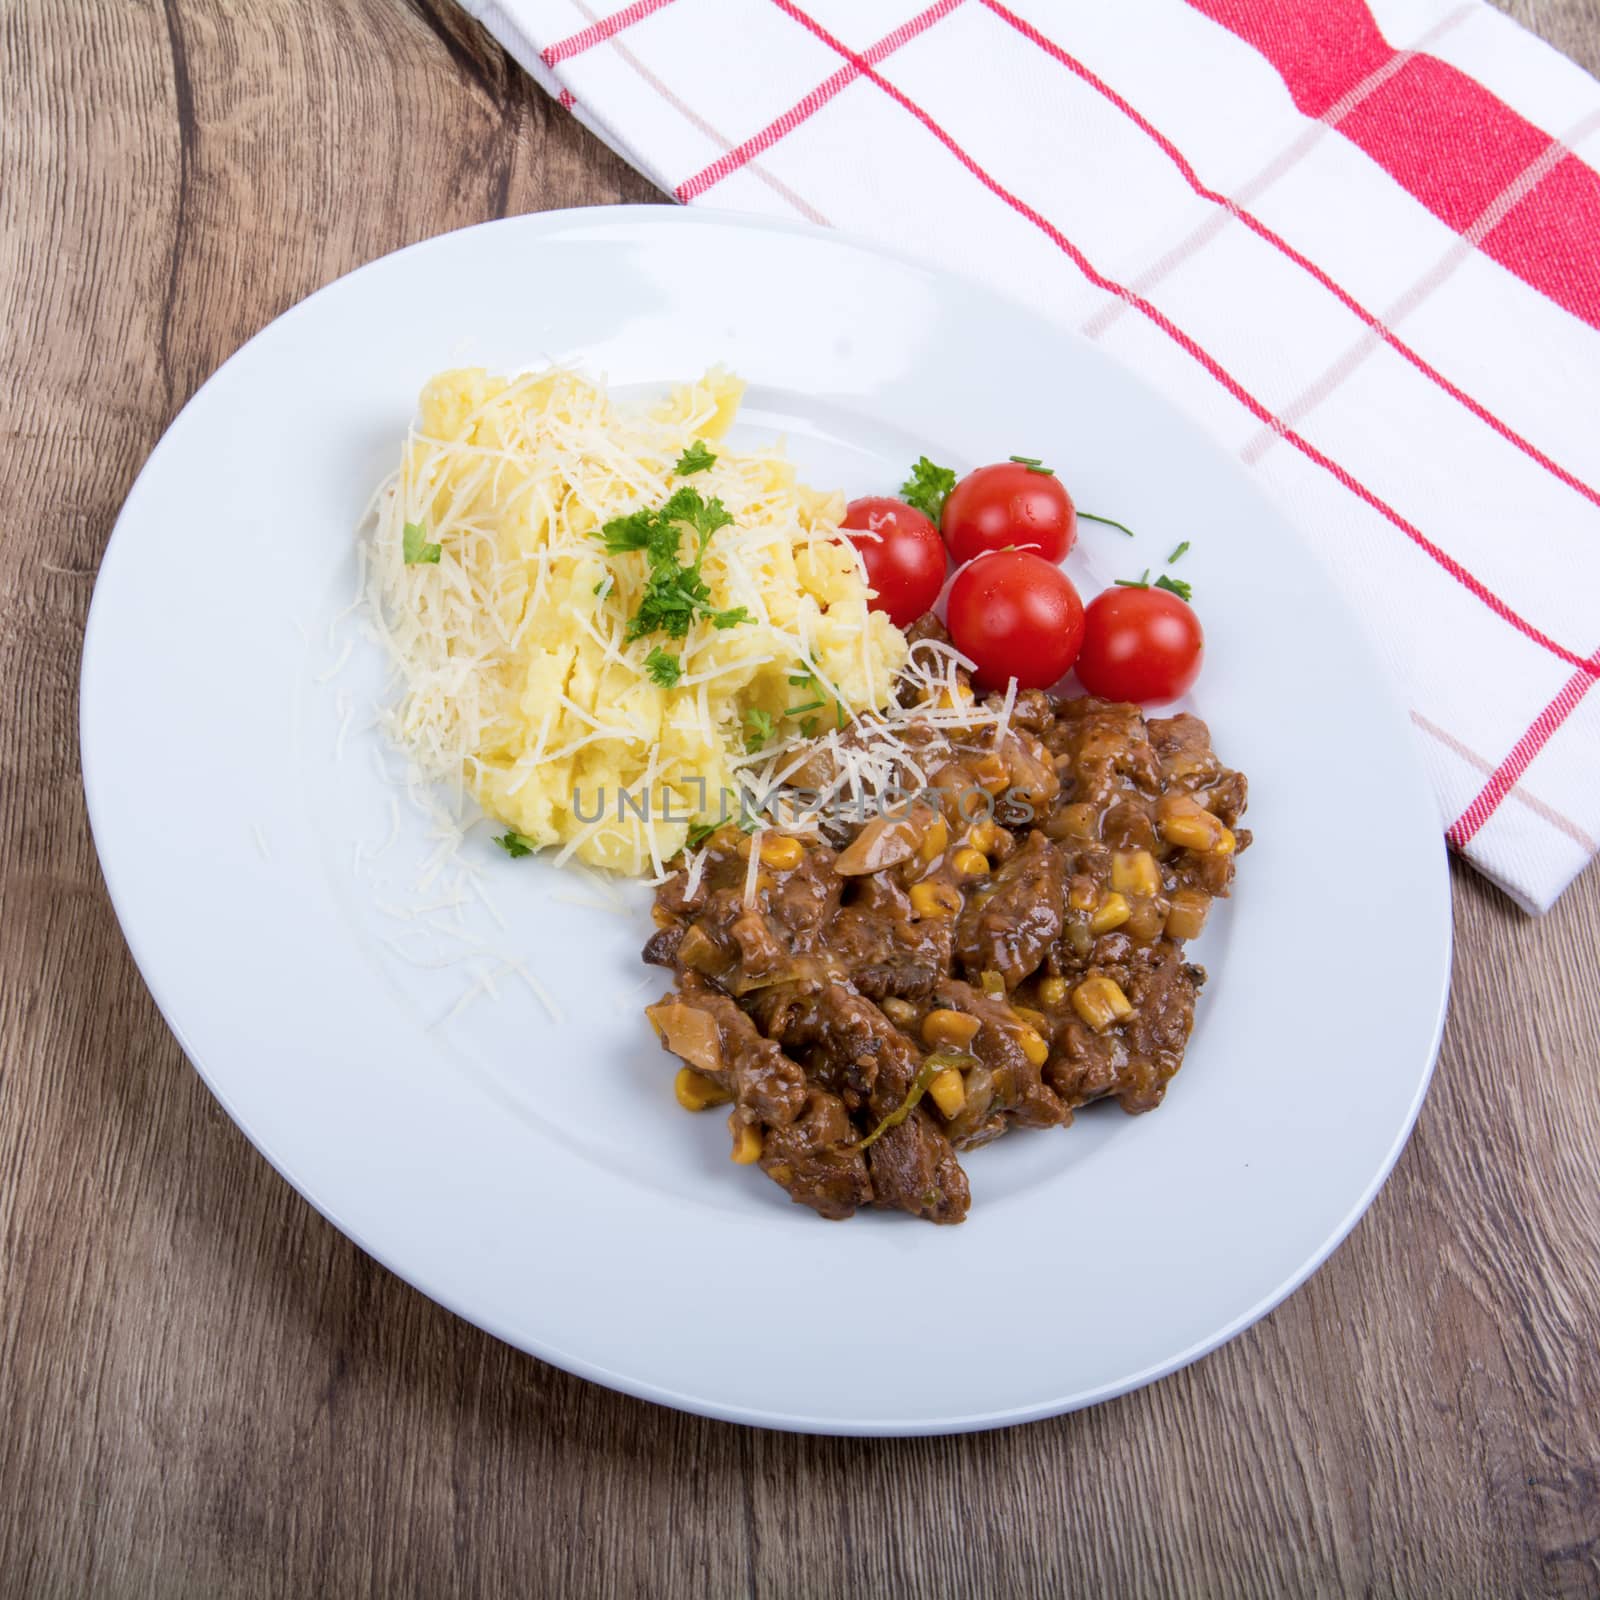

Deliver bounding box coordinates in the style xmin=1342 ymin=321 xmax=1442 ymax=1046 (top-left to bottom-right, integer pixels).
xmin=402 ymin=520 xmax=441 ymax=564
xmin=1155 ymin=574 xmax=1193 ymax=602
xmin=743 ymin=708 xmax=777 ymax=752
xmin=493 ymin=830 xmax=540 ymax=859
xmin=1080 ymin=512 xmax=1136 ymax=538
xmin=594 ymin=487 xmax=748 ymax=642
xmin=644 ymin=646 xmax=682 ymax=687
xmin=674 ymin=440 xmax=717 ymax=476
xmin=900 ymin=455 xmax=957 ymax=521
xmin=1167 ymin=540 xmax=1190 ymax=564
xmin=1114 ymin=570 xmax=1151 ymax=589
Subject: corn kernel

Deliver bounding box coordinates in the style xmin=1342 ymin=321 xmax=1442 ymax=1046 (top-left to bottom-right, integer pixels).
xmin=675 ymin=1067 xmax=728 ymax=1112
xmin=1055 ymin=802 xmax=1099 ymax=841
xmin=1068 ymin=877 xmax=1099 ymax=913
xmin=881 ymin=997 xmax=919 ymax=1029
xmin=1215 ymin=827 xmax=1236 ymax=856
xmin=972 ymin=752 xmax=1010 ymax=793
xmin=759 ymin=835 xmax=804 ymax=871
xmin=729 ymin=1117 xmax=764 ymax=1164
xmin=1125 ymin=897 xmax=1168 ymax=943
xmin=968 ymin=820 xmax=1005 ymax=856
xmin=1072 ymin=976 xmax=1133 ymax=1032
xmin=917 ymin=813 xmax=951 ymax=865
xmin=910 ymin=880 xmax=963 ymax=919
xmin=1160 ymin=814 xmax=1217 ymax=851
xmin=1166 ymin=889 xmax=1210 ymax=941
xmin=1157 ymin=800 xmax=1230 ymax=854
xmin=927 ymin=1068 xmax=967 ymax=1119
xmin=1015 ymin=1026 xmax=1050 ymax=1067
xmin=980 ymin=969 xmax=1006 ymax=998
xmin=951 ymin=848 xmax=989 ymax=878
xmin=1111 ymin=849 xmax=1161 ymax=898
xmin=933 ymin=681 xmax=975 ymax=710
xmin=922 ymin=1008 xmax=981 ymax=1049
xmin=1038 ymin=976 xmax=1068 ymax=1008
xmin=1089 ymin=892 xmax=1131 ymax=934
xmin=1012 ymin=1005 xmax=1049 ymax=1033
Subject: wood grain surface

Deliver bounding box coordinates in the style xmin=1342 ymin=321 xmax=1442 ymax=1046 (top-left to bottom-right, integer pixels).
xmin=4 ymin=2 xmax=1599 ymax=1594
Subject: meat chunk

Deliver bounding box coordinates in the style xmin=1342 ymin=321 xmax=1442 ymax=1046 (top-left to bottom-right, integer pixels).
xmin=955 ymin=831 xmax=1064 ymax=989
xmin=827 ymin=872 xmax=954 ymax=1003
xmin=760 ymin=1089 xmax=873 ymax=1220
xmin=866 ymin=1116 xmax=970 ymax=1226
xmin=1042 ymin=942 xmax=1202 ymax=1114
xmin=757 ymin=983 xmax=970 ymax=1224
xmin=648 ymin=974 xmax=806 ymax=1127
xmin=933 ymin=976 xmax=1068 ymax=1136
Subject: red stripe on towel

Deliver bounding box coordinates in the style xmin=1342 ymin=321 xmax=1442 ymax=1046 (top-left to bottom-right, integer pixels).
xmin=677 ymin=0 xmax=964 ymax=202
xmin=1184 ymin=0 xmax=1600 ymax=330
xmin=1448 ymin=657 xmax=1599 ymax=847
xmin=542 ymin=0 xmax=677 ymax=66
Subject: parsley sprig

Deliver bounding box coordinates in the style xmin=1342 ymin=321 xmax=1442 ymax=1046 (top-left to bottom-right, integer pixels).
xmin=675 ymin=441 xmax=716 ymax=476
xmin=743 ymin=708 xmax=777 ymax=752
xmin=403 ymin=520 xmax=441 ymax=564
xmin=493 ymin=830 xmax=540 ymax=859
xmin=900 ymin=456 xmax=957 ymax=521
xmin=644 ymin=646 xmax=682 ymax=687
xmin=1116 ymin=568 xmax=1194 ymax=603
xmin=595 ymin=487 xmax=749 ymax=642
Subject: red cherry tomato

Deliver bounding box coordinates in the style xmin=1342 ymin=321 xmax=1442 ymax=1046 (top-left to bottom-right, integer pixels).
xmin=945 ymin=550 xmax=1085 ymax=691
xmin=941 ymin=462 xmax=1077 ymax=565
xmin=841 ymin=496 xmax=948 ymax=629
xmin=1074 ymin=587 xmax=1204 ymax=704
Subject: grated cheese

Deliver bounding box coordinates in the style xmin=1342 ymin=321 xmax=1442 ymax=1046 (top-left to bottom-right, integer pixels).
xmin=362 ymin=365 xmax=908 ymax=876
xmin=743 ymin=829 xmax=765 ymax=908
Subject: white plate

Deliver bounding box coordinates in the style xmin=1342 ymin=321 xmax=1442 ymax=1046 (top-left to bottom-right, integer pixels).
xmin=81 ymin=208 xmax=1450 ymax=1435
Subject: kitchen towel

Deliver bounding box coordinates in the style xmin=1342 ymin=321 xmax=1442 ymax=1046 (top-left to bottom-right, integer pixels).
xmin=464 ymin=0 xmax=1600 ymax=912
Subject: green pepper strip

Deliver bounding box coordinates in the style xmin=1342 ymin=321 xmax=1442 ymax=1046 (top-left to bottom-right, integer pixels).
xmin=852 ymin=1052 xmax=974 ymax=1152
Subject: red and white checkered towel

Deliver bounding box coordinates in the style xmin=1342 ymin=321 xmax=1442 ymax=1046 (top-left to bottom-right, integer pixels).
xmin=464 ymin=0 xmax=1600 ymax=912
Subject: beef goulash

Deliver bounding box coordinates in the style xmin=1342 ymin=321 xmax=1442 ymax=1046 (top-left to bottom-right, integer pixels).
xmin=642 ymin=620 xmax=1250 ymax=1224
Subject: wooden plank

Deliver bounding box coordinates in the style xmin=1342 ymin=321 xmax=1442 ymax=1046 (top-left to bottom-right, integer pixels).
xmin=1 ymin=0 xmax=1596 ymax=1593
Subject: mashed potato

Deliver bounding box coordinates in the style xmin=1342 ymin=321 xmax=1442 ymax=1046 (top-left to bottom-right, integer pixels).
xmin=366 ymin=367 xmax=908 ymax=874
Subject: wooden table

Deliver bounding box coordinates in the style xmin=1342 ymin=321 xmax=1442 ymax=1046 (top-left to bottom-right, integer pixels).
xmin=6 ymin=2 xmax=1599 ymax=1593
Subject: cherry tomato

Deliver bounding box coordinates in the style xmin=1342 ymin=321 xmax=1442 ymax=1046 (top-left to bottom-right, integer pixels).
xmin=941 ymin=462 xmax=1076 ymax=565
xmin=1074 ymin=586 xmax=1203 ymax=704
xmin=841 ymin=496 xmax=948 ymax=629
xmin=945 ymin=550 xmax=1085 ymax=691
